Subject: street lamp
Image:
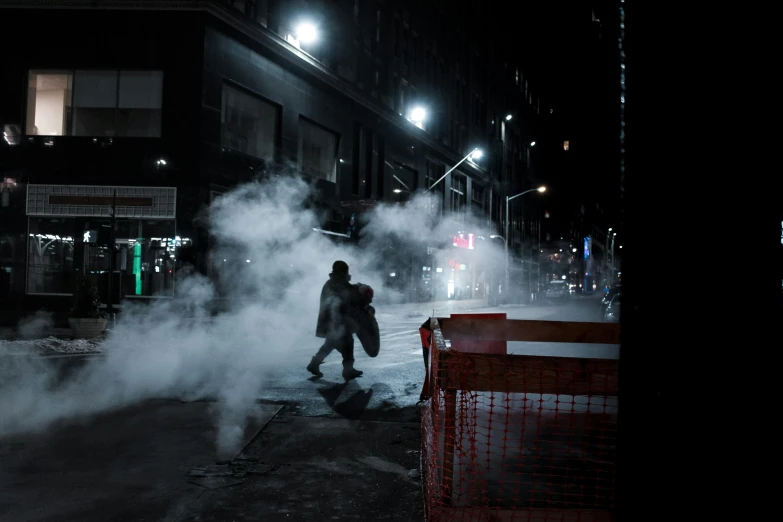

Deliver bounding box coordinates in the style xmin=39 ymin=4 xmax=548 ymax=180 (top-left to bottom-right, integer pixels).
xmin=503 ymin=186 xmax=546 ymax=303
xmin=392 ymin=175 xmax=410 ymax=195
xmin=609 ymin=232 xmax=619 ymax=283
xmin=409 ymin=107 xmax=426 ymax=121
xmin=489 ymin=235 xmax=507 ymax=299
xmin=426 ymin=148 xmax=483 ymax=192
xmin=530 ymin=141 xmax=536 ymax=147
xmin=505 ymin=114 xmax=513 ymax=121
xmin=295 ymin=22 xmax=317 ymax=44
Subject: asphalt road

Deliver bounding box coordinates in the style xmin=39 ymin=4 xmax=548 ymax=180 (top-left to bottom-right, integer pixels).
xmin=261 ymin=295 xmax=616 ymax=419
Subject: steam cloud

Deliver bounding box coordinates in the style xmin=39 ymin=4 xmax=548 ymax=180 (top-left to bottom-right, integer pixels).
xmin=0 ymin=175 xmax=503 ymax=457
xmin=16 ymin=310 xmax=54 ymax=340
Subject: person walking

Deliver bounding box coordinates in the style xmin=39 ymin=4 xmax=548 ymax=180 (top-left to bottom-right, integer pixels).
xmin=307 ymin=260 xmax=365 ymax=381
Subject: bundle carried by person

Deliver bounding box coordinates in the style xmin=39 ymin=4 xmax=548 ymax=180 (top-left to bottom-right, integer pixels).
xmin=350 ymin=282 xmax=380 ymax=357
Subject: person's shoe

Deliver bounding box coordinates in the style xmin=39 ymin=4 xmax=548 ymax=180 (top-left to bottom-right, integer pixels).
xmin=307 ymin=359 xmax=323 ymax=378
xmin=342 ymin=367 xmax=363 ymax=381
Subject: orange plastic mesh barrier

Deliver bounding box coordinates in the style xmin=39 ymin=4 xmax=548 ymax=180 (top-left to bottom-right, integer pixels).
xmin=420 ymin=316 xmax=620 ymax=522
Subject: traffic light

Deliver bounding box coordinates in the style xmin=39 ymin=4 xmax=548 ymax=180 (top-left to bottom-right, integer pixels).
xmin=82 ymin=230 xmax=98 ymax=244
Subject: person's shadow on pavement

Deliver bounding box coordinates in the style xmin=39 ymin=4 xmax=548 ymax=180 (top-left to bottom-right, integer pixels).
xmin=317 ymin=380 xmax=374 ymax=420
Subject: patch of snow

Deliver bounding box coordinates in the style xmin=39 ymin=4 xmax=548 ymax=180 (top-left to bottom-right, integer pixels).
xmin=0 ymin=336 xmax=104 ymax=356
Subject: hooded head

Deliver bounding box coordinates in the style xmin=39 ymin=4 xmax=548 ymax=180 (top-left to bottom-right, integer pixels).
xmin=330 ymin=260 xmax=350 ymax=281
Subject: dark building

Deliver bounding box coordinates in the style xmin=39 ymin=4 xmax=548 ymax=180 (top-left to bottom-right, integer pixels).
xmin=0 ymin=0 xmax=550 ymax=317
xmin=533 ymin=1 xmax=621 ymax=293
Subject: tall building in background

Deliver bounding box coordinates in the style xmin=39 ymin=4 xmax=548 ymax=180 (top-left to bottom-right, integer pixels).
xmin=0 ymin=0 xmax=551 ymax=316
xmin=536 ymin=1 xmax=621 ymax=292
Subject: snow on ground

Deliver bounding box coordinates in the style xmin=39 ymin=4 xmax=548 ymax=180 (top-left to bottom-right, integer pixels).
xmin=0 ymin=336 xmax=104 ymax=356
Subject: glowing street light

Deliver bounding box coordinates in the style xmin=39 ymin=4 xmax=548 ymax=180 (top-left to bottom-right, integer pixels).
xmin=295 ymin=22 xmax=317 ymax=44
xmin=505 ymin=114 xmax=513 ymax=121
xmin=407 ymin=106 xmax=427 ymax=129
xmin=502 ymin=185 xmax=547 ymax=303
xmin=393 ymin=175 xmax=410 ymax=195
xmin=409 ymin=107 xmax=426 ymax=123
xmin=427 ymin=148 xmax=483 ymax=192
xmin=530 ymin=141 xmax=536 ymax=147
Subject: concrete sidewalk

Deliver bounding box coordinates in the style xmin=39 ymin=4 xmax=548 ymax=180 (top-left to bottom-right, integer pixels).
xmin=0 ymin=398 xmax=424 ymax=522
xmin=174 ymin=405 xmax=424 ymax=521
xmin=0 ymin=400 xmax=282 ymax=522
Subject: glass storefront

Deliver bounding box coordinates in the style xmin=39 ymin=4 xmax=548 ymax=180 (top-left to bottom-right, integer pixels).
xmin=27 ymin=219 xmax=76 ymax=294
xmin=27 ymin=217 xmax=184 ymax=299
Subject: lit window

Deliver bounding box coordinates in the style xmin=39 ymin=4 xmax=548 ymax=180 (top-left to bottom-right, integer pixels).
xmin=26 ymin=69 xmax=162 ymax=137
xmin=563 ymin=140 xmax=570 ymax=151
xmin=26 ymin=71 xmax=72 ymax=136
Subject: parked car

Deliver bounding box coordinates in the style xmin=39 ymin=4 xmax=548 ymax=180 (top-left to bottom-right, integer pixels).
xmin=545 ymin=280 xmax=569 ymax=300
xmin=601 ymin=285 xmax=621 ymax=314
xmin=603 ymin=293 xmax=621 ymax=322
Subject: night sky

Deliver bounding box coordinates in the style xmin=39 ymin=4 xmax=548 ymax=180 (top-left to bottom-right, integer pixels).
xmin=513 ymin=1 xmax=620 ymax=239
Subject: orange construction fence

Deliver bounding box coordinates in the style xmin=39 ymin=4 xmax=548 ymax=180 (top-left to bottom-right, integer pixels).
xmin=420 ymin=314 xmax=620 ymax=522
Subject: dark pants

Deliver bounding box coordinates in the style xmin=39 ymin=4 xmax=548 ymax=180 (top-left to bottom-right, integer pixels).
xmin=313 ymin=332 xmax=355 ymax=367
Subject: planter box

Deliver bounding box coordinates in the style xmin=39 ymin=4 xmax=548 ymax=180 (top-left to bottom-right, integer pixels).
xmin=68 ymin=318 xmax=107 ymax=339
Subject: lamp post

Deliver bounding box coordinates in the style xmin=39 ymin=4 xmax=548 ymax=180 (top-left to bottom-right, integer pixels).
xmin=503 ymin=186 xmax=546 ymax=304
xmin=489 ymin=235 xmax=506 ymax=304
xmin=611 ymin=232 xmax=617 ymax=281
xmin=426 ymin=148 xmax=483 ymax=192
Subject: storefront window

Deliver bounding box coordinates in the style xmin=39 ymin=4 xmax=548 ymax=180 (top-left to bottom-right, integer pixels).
xmin=115 ymin=220 xmax=178 ymax=298
xmin=27 ymin=217 xmax=181 ymax=298
xmin=27 ymin=218 xmax=76 ymax=294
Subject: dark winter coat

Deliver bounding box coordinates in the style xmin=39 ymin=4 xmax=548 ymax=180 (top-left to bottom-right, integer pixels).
xmin=315 ymin=274 xmax=364 ymax=338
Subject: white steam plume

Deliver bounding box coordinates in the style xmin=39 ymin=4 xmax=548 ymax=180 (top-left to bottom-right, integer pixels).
xmin=17 ymin=310 xmax=54 ymax=340
xmin=0 ymin=175 xmax=503 ymax=457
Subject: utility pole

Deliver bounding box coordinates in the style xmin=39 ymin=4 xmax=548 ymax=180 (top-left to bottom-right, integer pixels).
xmin=106 ymin=189 xmax=117 ymax=321
xmin=504 ymin=187 xmax=546 ymax=304
xmin=504 ymin=196 xmax=509 ymax=303
xmin=611 ymin=233 xmax=616 ymax=282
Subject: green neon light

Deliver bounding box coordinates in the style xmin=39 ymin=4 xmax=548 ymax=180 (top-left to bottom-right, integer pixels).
xmin=133 ymin=242 xmax=142 ymax=295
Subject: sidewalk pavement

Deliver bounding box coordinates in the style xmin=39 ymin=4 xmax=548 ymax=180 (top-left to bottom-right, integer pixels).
xmin=0 ymin=399 xmax=282 ymax=522
xmin=175 ymin=405 xmax=424 ymax=521
xmin=0 ymin=398 xmax=424 ymax=522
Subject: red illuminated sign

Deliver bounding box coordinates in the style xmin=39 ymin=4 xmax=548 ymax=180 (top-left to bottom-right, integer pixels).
xmin=452 ymin=233 xmax=474 ymax=249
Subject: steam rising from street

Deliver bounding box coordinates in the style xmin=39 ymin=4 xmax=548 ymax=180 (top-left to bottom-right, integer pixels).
xmin=0 ymin=175 xmax=503 ymax=457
